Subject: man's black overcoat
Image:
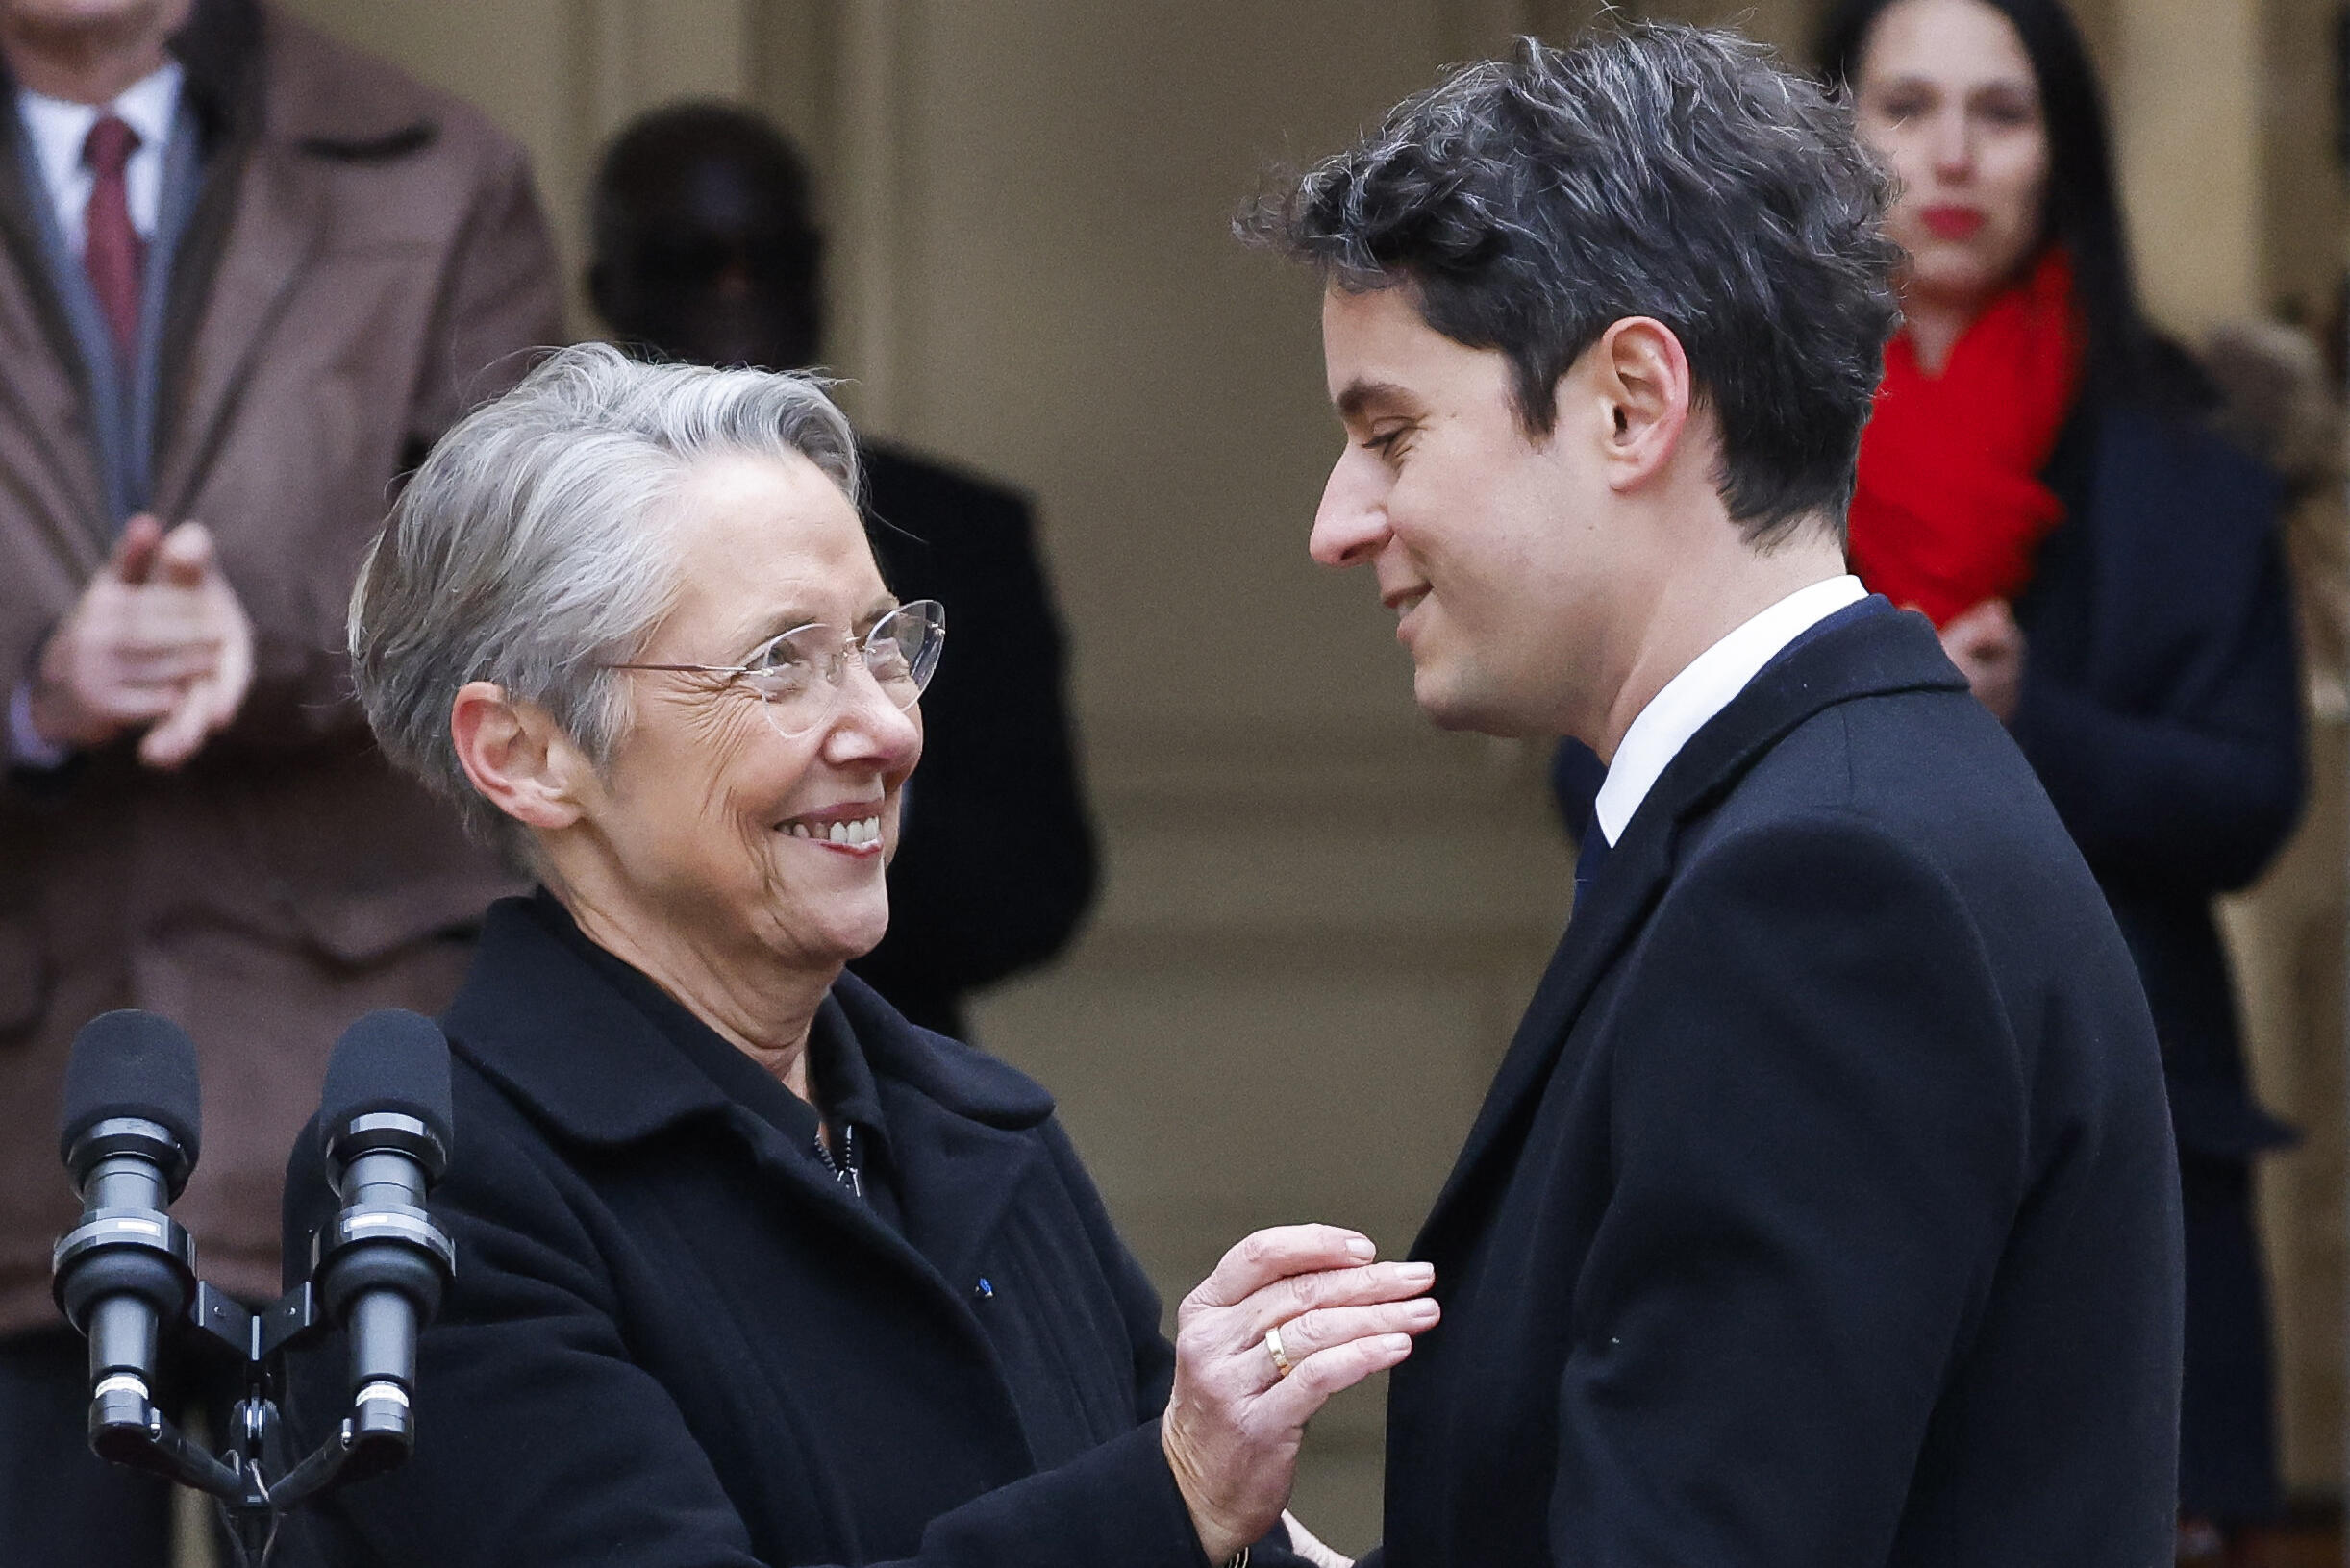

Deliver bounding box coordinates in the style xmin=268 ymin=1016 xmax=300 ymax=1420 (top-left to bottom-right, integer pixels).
xmin=1376 ymin=605 xmax=2183 ymax=1566
xmin=279 ymin=896 xmax=1215 ymax=1568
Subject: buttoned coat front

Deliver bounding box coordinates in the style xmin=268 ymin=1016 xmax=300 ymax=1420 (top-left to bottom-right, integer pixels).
xmin=0 ymin=0 xmax=560 ymax=1330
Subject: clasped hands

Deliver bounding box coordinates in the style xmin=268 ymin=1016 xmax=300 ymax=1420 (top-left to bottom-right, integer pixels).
xmin=1162 ymin=1224 xmax=1439 ymax=1566
xmin=27 ymin=514 xmax=254 ymax=769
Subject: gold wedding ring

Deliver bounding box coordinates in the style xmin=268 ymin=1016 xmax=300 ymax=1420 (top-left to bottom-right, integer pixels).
xmin=1263 ymin=1322 xmax=1295 ymax=1379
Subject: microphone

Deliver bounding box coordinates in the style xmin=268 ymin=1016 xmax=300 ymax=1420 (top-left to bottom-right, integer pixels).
xmin=51 ymin=1010 xmax=203 ymax=1454
xmin=309 ymin=1009 xmax=456 ymax=1463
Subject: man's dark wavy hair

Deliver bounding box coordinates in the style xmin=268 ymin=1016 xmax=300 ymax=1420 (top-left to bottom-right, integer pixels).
xmin=1240 ymin=24 xmax=1903 ymax=545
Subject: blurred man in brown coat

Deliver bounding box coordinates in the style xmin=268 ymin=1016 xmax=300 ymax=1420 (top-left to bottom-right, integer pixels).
xmin=0 ymin=0 xmax=560 ymax=1559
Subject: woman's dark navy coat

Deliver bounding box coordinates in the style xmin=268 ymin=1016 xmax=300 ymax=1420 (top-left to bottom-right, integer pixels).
xmin=280 ymin=895 xmax=1220 ymax=1568
xmin=2013 ymin=402 xmax=2305 ymax=1519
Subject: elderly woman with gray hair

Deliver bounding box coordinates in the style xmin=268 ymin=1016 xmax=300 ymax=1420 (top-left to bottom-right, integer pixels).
xmin=280 ymin=344 xmax=1431 ymax=1568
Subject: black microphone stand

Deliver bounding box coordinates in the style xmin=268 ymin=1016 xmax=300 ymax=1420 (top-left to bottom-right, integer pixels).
xmin=52 ymin=1152 xmax=455 ymax=1567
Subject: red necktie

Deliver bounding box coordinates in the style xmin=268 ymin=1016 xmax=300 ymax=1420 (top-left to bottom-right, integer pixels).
xmin=81 ymin=113 xmax=143 ymax=365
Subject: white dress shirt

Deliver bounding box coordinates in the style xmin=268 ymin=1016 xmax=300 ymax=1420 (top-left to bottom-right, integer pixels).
xmin=16 ymin=61 xmax=184 ymax=255
xmin=1591 ymin=574 xmax=1868 ymax=847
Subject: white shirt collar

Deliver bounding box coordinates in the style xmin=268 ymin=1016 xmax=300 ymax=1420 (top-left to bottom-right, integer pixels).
xmin=1591 ymin=574 xmax=1868 ymax=846
xmin=16 ymin=61 xmax=185 ymax=249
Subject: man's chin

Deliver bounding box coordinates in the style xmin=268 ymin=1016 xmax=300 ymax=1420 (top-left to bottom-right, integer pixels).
xmin=1412 ymin=671 xmax=1539 ymax=738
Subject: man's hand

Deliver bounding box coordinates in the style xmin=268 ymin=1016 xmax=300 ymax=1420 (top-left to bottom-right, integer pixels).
xmin=1162 ymin=1226 xmax=1438 ymax=1564
xmin=1938 ymin=598 xmax=2025 ymax=724
xmin=28 ymin=515 xmax=255 ymax=768
xmin=135 ymin=522 xmax=254 ymax=768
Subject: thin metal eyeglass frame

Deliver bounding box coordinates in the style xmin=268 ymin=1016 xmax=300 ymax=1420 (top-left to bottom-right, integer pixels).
xmin=602 ymin=599 xmax=945 ymax=736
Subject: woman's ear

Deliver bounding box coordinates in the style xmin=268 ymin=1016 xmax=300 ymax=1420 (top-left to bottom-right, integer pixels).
xmin=449 ymin=681 xmax=590 ymax=833
xmin=1588 ymin=315 xmax=1695 ymax=492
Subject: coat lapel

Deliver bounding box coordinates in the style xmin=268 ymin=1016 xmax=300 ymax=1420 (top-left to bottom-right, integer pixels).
xmin=151 ymin=137 xmax=327 ymax=518
xmin=0 ymin=108 xmax=112 ymax=560
xmin=885 ymin=1092 xmax=1044 ymax=1291
xmin=835 ymin=975 xmax=1056 ymax=1293
xmin=1413 ymin=606 xmax=1967 ymax=1257
xmin=446 ymin=905 xmax=1059 ymax=1327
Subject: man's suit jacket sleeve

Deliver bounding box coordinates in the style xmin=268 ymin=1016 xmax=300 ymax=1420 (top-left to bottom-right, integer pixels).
xmin=1550 ymin=813 xmax=2030 ymax=1565
xmin=220 ymin=135 xmax=562 ymax=756
xmin=402 ymin=134 xmax=564 ymax=456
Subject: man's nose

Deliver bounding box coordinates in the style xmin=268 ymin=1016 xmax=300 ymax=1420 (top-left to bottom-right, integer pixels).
xmin=1311 ymin=449 xmax=1390 ymax=568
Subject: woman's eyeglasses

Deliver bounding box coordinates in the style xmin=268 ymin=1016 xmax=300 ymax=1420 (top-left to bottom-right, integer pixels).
xmin=606 ymin=599 xmax=945 ymax=738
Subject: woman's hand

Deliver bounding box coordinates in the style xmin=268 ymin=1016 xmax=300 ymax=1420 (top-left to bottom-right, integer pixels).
xmin=1161 ymin=1225 xmax=1438 ymax=1564
xmin=1938 ymin=598 xmax=2026 ymax=723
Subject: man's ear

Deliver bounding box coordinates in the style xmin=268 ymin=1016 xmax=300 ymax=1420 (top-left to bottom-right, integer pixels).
xmin=449 ymin=681 xmax=591 ymax=834
xmin=1584 ymin=316 xmax=1693 ymax=493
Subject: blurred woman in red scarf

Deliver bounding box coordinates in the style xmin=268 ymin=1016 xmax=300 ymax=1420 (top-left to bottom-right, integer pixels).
xmin=1822 ymin=0 xmax=2306 ymax=1555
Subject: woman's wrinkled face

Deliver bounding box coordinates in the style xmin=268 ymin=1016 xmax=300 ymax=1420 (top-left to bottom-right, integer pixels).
xmin=583 ymin=451 xmax=919 ymax=976
xmin=1854 ymin=0 xmax=2051 ymax=316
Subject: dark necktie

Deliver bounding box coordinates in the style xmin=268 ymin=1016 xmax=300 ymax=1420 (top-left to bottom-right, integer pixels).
xmin=1572 ymin=828 xmax=1612 ymax=903
xmin=81 ymin=113 xmax=143 ymax=365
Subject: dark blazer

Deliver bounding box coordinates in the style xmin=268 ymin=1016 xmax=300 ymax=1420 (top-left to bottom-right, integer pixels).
xmin=850 ymin=445 xmax=1098 ymax=1038
xmin=1379 ymin=606 xmax=2182 ymax=1567
xmin=281 ymin=896 xmax=1215 ymax=1568
xmin=2012 ymin=403 xmax=2302 ymax=1519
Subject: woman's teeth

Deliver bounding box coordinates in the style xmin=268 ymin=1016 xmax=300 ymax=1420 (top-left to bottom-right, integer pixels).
xmin=789 ymin=816 xmax=881 ymax=845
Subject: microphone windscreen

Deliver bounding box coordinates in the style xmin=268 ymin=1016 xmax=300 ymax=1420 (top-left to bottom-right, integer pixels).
xmin=319 ymin=1009 xmax=454 ymax=1157
xmin=59 ymin=1009 xmax=203 ymax=1170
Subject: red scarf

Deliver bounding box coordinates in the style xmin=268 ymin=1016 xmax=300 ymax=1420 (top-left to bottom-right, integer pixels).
xmin=1847 ymin=248 xmax=2086 ymax=627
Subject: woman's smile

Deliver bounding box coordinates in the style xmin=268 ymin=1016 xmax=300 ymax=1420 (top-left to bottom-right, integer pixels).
xmin=780 ymin=801 xmax=887 ymax=854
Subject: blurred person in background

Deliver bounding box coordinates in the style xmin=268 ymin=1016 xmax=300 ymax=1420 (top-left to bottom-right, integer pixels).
xmin=588 ymin=103 xmax=1096 ymax=1040
xmin=1820 ymin=0 xmax=2306 ymax=1555
xmin=0 ymin=0 xmax=560 ymax=1561
xmin=289 ymin=344 xmax=1416 ymax=1568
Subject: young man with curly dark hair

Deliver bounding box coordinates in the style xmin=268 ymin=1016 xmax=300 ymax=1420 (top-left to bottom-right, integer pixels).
xmin=1242 ymin=24 xmax=2180 ymax=1567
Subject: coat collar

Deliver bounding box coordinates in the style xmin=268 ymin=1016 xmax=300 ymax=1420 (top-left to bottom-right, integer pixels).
xmin=443 ymin=895 xmax=1055 ymax=1152
xmin=446 ymin=896 xmax=1060 ymax=1340
xmin=1415 ymin=602 xmax=1967 ymax=1257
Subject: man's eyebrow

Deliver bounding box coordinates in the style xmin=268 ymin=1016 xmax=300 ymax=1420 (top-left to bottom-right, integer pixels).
xmin=1335 ymin=379 xmax=1412 ymax=422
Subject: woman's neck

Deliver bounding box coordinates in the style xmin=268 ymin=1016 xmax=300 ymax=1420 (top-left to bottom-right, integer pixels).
xmin=556 ymin=882 xmax=830 ymax=1102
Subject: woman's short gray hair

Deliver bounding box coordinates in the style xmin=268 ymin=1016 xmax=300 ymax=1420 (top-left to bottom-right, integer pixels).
xmin=349 ymin=342 xmax=861 ymax=854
